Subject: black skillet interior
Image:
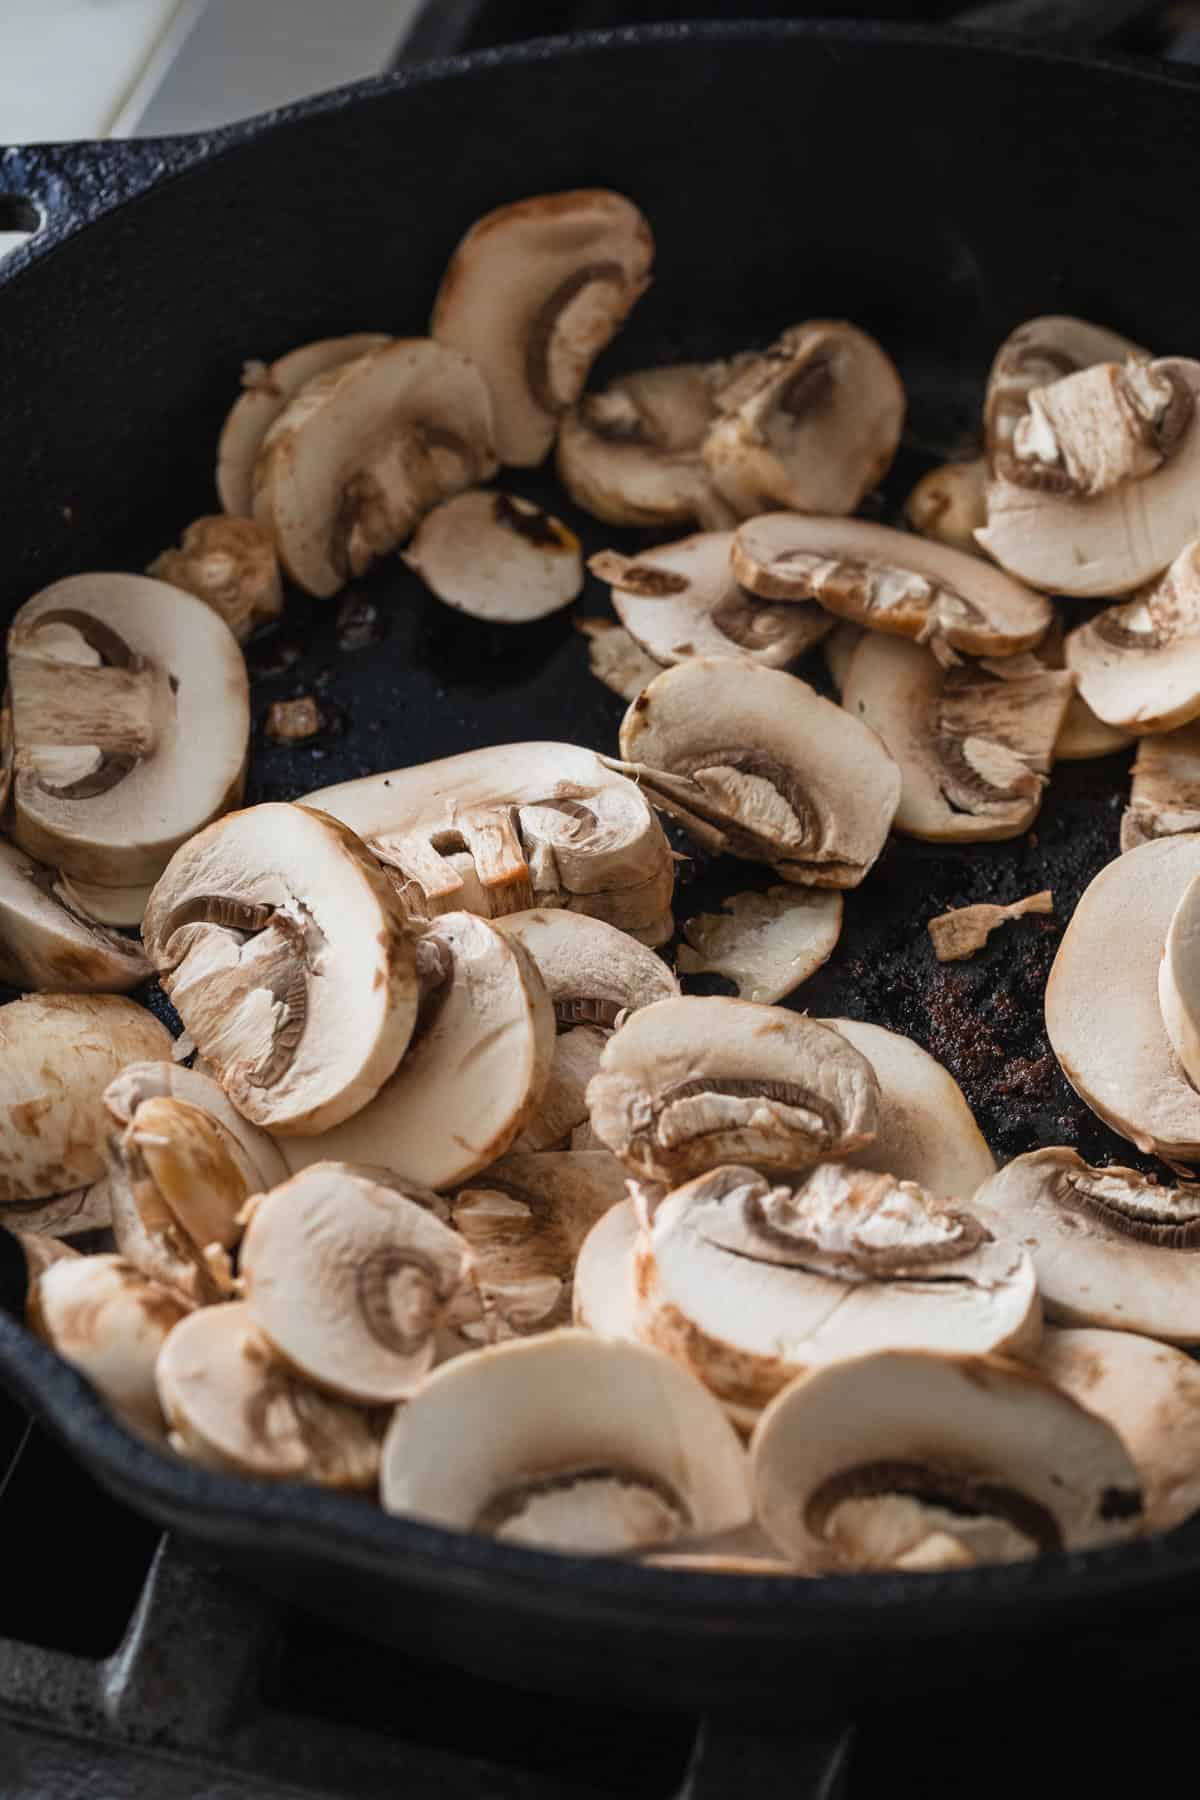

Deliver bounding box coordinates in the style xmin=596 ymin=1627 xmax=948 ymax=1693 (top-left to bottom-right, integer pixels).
xmin=3 ymin=19 xmax=1200 ymax=1708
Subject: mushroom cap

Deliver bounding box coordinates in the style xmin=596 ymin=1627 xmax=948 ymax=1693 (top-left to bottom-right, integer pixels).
xmin=590 ymin=531 xmax=830 ymax=668
xmin=148 ymin=515 xmax=282 ymax=645
xmin=431 ymin=189 xmax=654 ymax=467
xmin=1045 ymin=833 xmax=1200 ymax=1160
xmin=279 ymin=911 xmax=555 ymax=1190
xmin=677 ymin=886 xmax=843 ymax=1004
xmin=240 ymin=1162 xmax=472 ymax=1404
xmin=7 ymin=574 xmax=249 ymax=914
xmin=821 ymin=620 xmax=864 ymax=696
xmin=904 ymin=458 xmax=987 ymax=554
xmin=731 ymin=514 xmax=1051 ymax=658
xmin=380 ymin=1329 xmax=751 ymax=1553
xmin=1065 ymin=541 xmax=1200 ymax=733
xmin=0 ymin=994 xmax=171 ymax=1202
xmin=751 ymin=1349 xmax=1142 ymax=1570
xmin=143 ymin=803 xmax=418 ymax=1136
xmin=1160 ymin=869 xmax=1200 ymax=1088
xmin=403 ymin=490 xmax=583 ymax=624
xmin=557 ymin=361 xmax=730 ymax=527
xmin=843 ymin=633 xmax=1071 ymax=843
xmin=216 ymin=332 xmax=391 ymax=516
xmin=1122 ymin=722 xmax=1200 ymax=850
xmin=586 ymin=997 xmax=880 ymax=1184
xmin=156 ymin=1301 xmax=383 ymax=1487
xmin=573 ymin=1196 xmax=640 ymax=1338
xmin=821 ymin=1018 xmax=995 ymax=1201
xmin=702 ymin=321 xmax=904 ymax=516
xmin=494 ymin=907 xmax=678 ymax=1027
xmin=637 ymin=1164 xmax=1038 ymax=1416
xmin=1038 ymin=1325 xmax=1200 ymax=1532
xmin=253 ymin=338 xmax=497 ymax=598
xmin=103 ymin=1060 xmax=288 ymax=1192
xmin=0 ymin=839 xmax=151 ymax=992
xmin=984 ymin=315 xmax=1146 ymax=476
xmin=615 ymin=657 xmax=900 ymax=888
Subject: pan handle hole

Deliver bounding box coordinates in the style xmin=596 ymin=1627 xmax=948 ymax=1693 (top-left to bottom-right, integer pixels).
xmin=0 ymin=192 xmax=42 ymax=257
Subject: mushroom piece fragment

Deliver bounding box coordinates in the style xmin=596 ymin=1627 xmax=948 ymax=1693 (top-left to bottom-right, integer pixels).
xmin=588 ymin=997 xmax=878 ymax=1185
xmin=380 ymin=1330 xmax=751 ymax=1554
xmin=1159 ymin=870 xmax=1200 ymax=1090
xmin=557 ymin=360 xmax=733 ymax=527
xmin=589 ymin=531 xmax=830 ymax=668
xmin=253 ymin=338 xmax=497 ymax=598
xmin=702 ymin=321 xmax=904 ymax=516
xmin=431 ymin=189 xmax=653 ymax=467
xmin=10 ymin=1230 xmax=81 ymax=1282
xmin=148 ymin=516 xmax=282 ymax=644
xmin=821 ymin=620 xmax=864 ymax=695
xmin=983 ymin=314 xmax=1147 ymax=479
xmin=7 ymin=574 xmax=250 ymax=925
xmin=927 ymin=890 xmax=1053 ymax=963
xmin=676 ymin=886 xmax=842 ymax=1003
xmin=731 ymin=514 xmax=1051 ymax=659
xmin=0 ymin=839 xmax=151 ymax=992
xmin=1034 ymin=611 xmax=1133 ymax=761
xmin=143 ymin=803 xmax=419 ymax=1136
xmin=904 ymin=458 xmax=986 ymax=553
xmin=614 ymin=658 xmax=900 ymax=888
xmin=843 ymin=634 xmax=1072 ymax=842
xmin=1065 ymin=541 xmax=1200 ymax=733
xmin=751 ymin=1349 xmax=1142 ymax=1571
xmin=1045 ymin=833 xmax=1200 ymax=1161
xmin=404 ymin=491 xmax=583 ymax=623
xmin=577 ymin=619 xmax=663 ymax=701
xmin=1122 ymin=723 xmax=1200 ymax=850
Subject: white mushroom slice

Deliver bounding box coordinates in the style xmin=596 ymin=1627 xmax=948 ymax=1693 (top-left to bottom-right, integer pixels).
xmin=904 ymin=459 xmax=986 ymax=553
xmin=306 ymin=742 xmax=675 ymax=942
xmin=1038 ymin=1326 xmax=1200 ymax=1532
xmin=380 ymin=1329 xmax=751 ymax=1553
xmin=927 ymin=890 xmax=1054 ymax=963
xmin=843 ymin=634 xmax=1072 ymax=842
xmin=573 ymin=1196 xmax=640 ymax=1338
xmin=7 ymin=574 xmax=250 ymax=924
xmin=557 ymin=361 xmax=732 ymax=527
xmin=1065 ymin=542 xmax=1200 ymax=733
xmin=253 ymin=339 xmax=497 ymax=598
xmin=702 ymin=321 xmax=904 ymax=516
xmin=103 ymin=1061 xmax=288 ymax=1192
xmin=821 ymin=620 xmax=864 ymax=696
xmin=216 ymin=333 xmax=391 ymax=516
xmin=1160 ymin=869 xmax=1200 ymax=1092
xmin=586 ymin=997 xmax=878 ymax=1184
xmin=972 ymin=1148 xmax=1200 ymax=1342
xmin=30 ymin=1253 xmax=190 ymax=1441
xmin=430 ymin=189 xmax=653 ymax=467
xmin=589 ymin=531 xmax=830 ymax=668
xmin=148 ymin=516 xmax=282 ymax=644
xmin=731 ymin=514 xmax=1051 ymax=658
xmin=239 ymin=1163 xmax=471 ymax=1403
xmin=821 ymin=1018 xmax=995 ymax=1202
xmin=279 ymin=912 xmax=555 ymax=1190
xmin=157 ymin=1302 xmax=383 ymax=1487
xmin=577 ymin=619 xmax=664 ymax=700
xmin=1034 ymin=610 xmax=1133 ymax=760
xmin=53 ymin=874 xmax=158 ymax=931
xmin=1122 ymin=722 xmax=1200 ymax=850
xmin=984 ymin=315 xmax=1147 ymax=478
xmin=638 ymin=1164 xmax=1038 ymax=1417
xmin=403 ymin=491 xmax=583 ymax=623
xmin=0 ymin=840 xmax=150 ymax=992
xmin=0 ymin=994 xmax=171 ymax=1203
xmin=613 ymin=658 xmax=899 ymax=888
xmin=0 ymin=1180 xmax=113 ymax=1240
xmin=979 ymin=358 xmax=1200 ymax=596
xmin=676 ymin=886 xmax=842 ymax=1003
xmin=751 ymin=1349 xmax=1142 ymax=1571
xmin=449 ymin=1150 xmax=628 ymax=1341
xmin=1045 ymin=833 xmax=1200 ymax=1160
xmin=512 ymin=1025 xmax=607 ymax=1153
xmin=142 ymin=803 xmax=418 ymax=1136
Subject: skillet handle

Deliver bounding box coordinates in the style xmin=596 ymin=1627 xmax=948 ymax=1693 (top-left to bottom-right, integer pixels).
xmin=681 ymin=1715 xmax=854 ymax=1800
xmin=0 ymin=134 xmax=211 ymax=270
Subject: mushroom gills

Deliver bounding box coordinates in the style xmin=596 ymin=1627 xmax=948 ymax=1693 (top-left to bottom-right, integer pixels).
xmin=1065 ymin=541 xmax=1200 ymax=734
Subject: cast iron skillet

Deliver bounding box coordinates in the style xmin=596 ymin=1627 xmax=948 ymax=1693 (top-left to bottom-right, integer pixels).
xmin=1 ymin=17 xmax=1199 ymax=1768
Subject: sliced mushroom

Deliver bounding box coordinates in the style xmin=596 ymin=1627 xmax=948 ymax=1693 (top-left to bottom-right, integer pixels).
xmin=927 ymin=890 xmax=1053 ymax=963
xmin=984 ymin=315 xmax=1147 ymax=479
xmin=30 ymin=1252 xmax=191 ymax=1441
xmin=589 ymin=531 xmax=830 ymax=668
xmin=821 ymin=1018 xmax=995 ymax=1202
xmin=511 ymin=1025 xmax=607 ymax=1154
xmin=104 ymin=1060 xmax=288 ymax=1192
xmin=557 ymin=360 xmax=734 ymax=526
xmin=1065 ymin=541 xmax=1200 ymax=733
xmin=904 ymin=458 xmax=987 ymax=553
xmin=148 ymin=516 xmax=282 ymax=644
xmin=637 ymin=1164 xmax=1038 ymax=1418
xmin=821 ymin=620 xmax=864 ymax=695
xmin=843 ymin=634 xmax=1072 ymax=842
xmin=1122 ymin=722 xmax=1200 ymax=850
xmin=1160 ymin=868 xmax=1200 ymax=1093
xmin=403 ymin=491 xmax=583 ymax=623
xmin=702 ymin=321 xmax=904 ymax=516
xmin=305 ymin=742 xmax=675 ymax=944
xmin=676 ymin=886 xmax=842 ymax=1003
xmin=431 ymin=189 xmax=653 ymax=467
xmin=731 ymin=515 xmax=1051 ymax=659
xmin=0 ymin=994 xmax=171 ymax=1203
xmin=279 ymin=911 xmax=555 ymax=1190
xmin=643 ymin=1522 xmax=796 ymax=1574
xmin=586 ymin=996 xmax=879 ymax=1184
xmin=751 ymin=1349 xmax=1142 ymax=1571
xmin=253 ymin=338 xmax=497 ymax=598
xmin=216 ymin=333 xmax=391 ymax=516
xmin=573 ymin=1196 xmax=640 ymax=1339
xmin=577 ymin=619 xmax=664 ymax=700
xmin=1035 ymin=610 xmax=1133 ymax=761
xmin=0 ymin=839 xmax=151 ymax=992
xmin=1045 ymin=833 xmax=1200 ymax=1161
xmin=142 ymin=803 xmax=418 ymax=1136
xmin=1038 ymin=1326 xmax=1200 ymax=1532
xmin=10 ymin=1229 xmax=81 ymax=1281
xmin=613 ymin=658 xmax=900 ymax=887
xmin=7 ymin=574 xmax=250 ymax=924
xmin=157 ymin=1302 xmax=384 ymax=1487
xmin=380 ymin=1329 xmax=751 ymax=1554
xmin=0 ymin=1179 xmax=113 ymax=1240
